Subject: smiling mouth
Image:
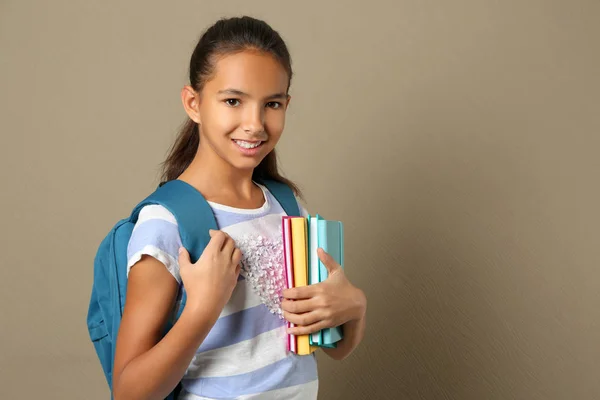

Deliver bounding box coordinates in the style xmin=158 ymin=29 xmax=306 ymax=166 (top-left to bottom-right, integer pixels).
xmin=232 ymin=139 xmax=265 ymax=149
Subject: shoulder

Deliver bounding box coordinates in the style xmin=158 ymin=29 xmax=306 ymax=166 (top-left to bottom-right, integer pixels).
xmin=258 ymin=181 xmax=309 ymax=217
xmin=127 ymin=204 xmax=183 ymax=283
xmin=130 ymin=204 xmax=181 ymax=242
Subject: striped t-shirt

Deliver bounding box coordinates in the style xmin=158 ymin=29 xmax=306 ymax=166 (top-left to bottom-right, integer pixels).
xmin=126 ymin=182 xmax=318 ymax=400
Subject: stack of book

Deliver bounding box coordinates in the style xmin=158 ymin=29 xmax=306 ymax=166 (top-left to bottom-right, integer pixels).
xmin=281 ymin=215 xmax=344 ymax=355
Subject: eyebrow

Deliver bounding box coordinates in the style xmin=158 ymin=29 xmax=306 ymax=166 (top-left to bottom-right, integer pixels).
xmin=217 ymin=89 xmax=288 ymax=100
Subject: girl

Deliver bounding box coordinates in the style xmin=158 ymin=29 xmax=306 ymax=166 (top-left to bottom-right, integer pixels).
xmin=112 ymin=16 xmax=367 ymax=400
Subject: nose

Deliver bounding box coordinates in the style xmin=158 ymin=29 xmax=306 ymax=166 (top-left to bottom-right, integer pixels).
xmin=241 ymin=104 xmax=265 ymax=135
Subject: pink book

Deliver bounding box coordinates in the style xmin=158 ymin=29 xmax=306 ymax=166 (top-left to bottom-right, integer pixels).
xmin=282 ymin=216 xmax=297 ymax=353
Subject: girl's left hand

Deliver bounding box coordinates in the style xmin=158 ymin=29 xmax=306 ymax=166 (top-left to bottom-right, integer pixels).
xmin=281 ymin=248 xmax=367 ymax=335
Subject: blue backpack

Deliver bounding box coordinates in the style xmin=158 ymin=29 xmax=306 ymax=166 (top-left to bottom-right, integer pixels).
xmin=86 ymin=178 xmax=300 ymax=399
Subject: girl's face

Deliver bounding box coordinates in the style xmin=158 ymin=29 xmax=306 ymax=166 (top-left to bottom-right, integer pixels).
xmin=194 ymin=50 xmax=290 ymax=172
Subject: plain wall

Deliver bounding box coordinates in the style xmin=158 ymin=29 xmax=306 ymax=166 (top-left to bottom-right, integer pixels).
xmin=1 ymin=0 xmax=599 ymax=398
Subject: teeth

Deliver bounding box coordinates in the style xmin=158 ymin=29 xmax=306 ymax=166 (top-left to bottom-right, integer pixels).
xmin=234 ymin=140 xmax=262 ymax=149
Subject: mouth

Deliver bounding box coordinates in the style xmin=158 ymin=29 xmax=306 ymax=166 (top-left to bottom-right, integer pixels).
xmin=232 ymin=139 xmax=266 ymax=156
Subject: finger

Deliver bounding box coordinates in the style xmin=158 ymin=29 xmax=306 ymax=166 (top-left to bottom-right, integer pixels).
xmin=283 ymin=310 xmax=321 ymax=327
xmin=206 ymin=230 xmax=227 ymax=252
xmin=178 ymin=247 xmax=191 ymax=266
xmin=282 ymin=285 xmax=315 ymax=300
xmin=287 ymin=320 xmax=328 ymax=336
xmin=222 ymin=236 xmax=236 ymax=258
xmin=232 ymin=248 xmax=242 ymax=265
xmin=318 ymin=248 xmax=341 ymax=275
xmin=281 ymin=298 xmax=318 ymax=314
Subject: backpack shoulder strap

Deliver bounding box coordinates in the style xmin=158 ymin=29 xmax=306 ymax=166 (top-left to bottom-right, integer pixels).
xmin=258 ymin=178 xmax=301 ymax=216
xmin=131 ymin=180 xmax=217 ymax=263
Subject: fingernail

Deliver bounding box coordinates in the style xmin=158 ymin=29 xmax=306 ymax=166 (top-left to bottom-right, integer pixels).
xmin=178 ymin=247 xmax=184 ymax=254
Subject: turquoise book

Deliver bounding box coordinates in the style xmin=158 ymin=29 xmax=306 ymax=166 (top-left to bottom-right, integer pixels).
xmin=306 ymin=214 xmax=344 ymax=348
xmin=318 ymin=216 xmax=344 ymax=346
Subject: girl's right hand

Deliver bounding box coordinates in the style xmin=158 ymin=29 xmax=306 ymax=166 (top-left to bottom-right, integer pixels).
xmin=178 ymin=229 xmax=242 ymax=313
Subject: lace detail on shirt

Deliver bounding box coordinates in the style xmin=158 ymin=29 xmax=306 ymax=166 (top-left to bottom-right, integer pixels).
xmin=236 ymin=233 xmax=286 ymax=318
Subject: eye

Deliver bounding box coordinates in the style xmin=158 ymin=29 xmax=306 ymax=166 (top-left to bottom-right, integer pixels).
xmin=266 ymin=101 xmax=282 ymax=109
xmin=225 ymin=99 xmax=241 ymax=107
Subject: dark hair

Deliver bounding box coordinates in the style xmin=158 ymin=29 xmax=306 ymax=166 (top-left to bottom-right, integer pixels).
xmin=160 ymin=16 xmax=302 ymax=199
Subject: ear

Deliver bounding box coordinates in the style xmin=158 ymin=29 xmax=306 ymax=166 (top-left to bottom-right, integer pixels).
xmin=181 ymin=85 xmax=201 ymax=123
xmin=284 ymin=95 xmax=292 ymax=110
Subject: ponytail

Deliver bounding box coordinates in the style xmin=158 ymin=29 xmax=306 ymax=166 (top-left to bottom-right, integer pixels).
xmin=160 ymin=118 xmax=199 ymax=184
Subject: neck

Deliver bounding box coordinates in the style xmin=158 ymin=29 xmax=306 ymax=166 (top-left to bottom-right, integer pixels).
xmin=178 ymin=139 xmax=257 ymax=200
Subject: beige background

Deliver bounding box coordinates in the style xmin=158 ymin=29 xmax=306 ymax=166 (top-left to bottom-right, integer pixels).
xmin=1 ymin=0 xmax=599 ymax=399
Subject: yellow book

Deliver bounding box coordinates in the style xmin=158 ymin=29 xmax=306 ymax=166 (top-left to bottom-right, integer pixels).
xmin=290 ymin=217 xmax=317 ymax=355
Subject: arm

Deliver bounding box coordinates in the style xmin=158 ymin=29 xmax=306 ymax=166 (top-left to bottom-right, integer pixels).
xmin=112 ymin=255 xmax=220 ymax=400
